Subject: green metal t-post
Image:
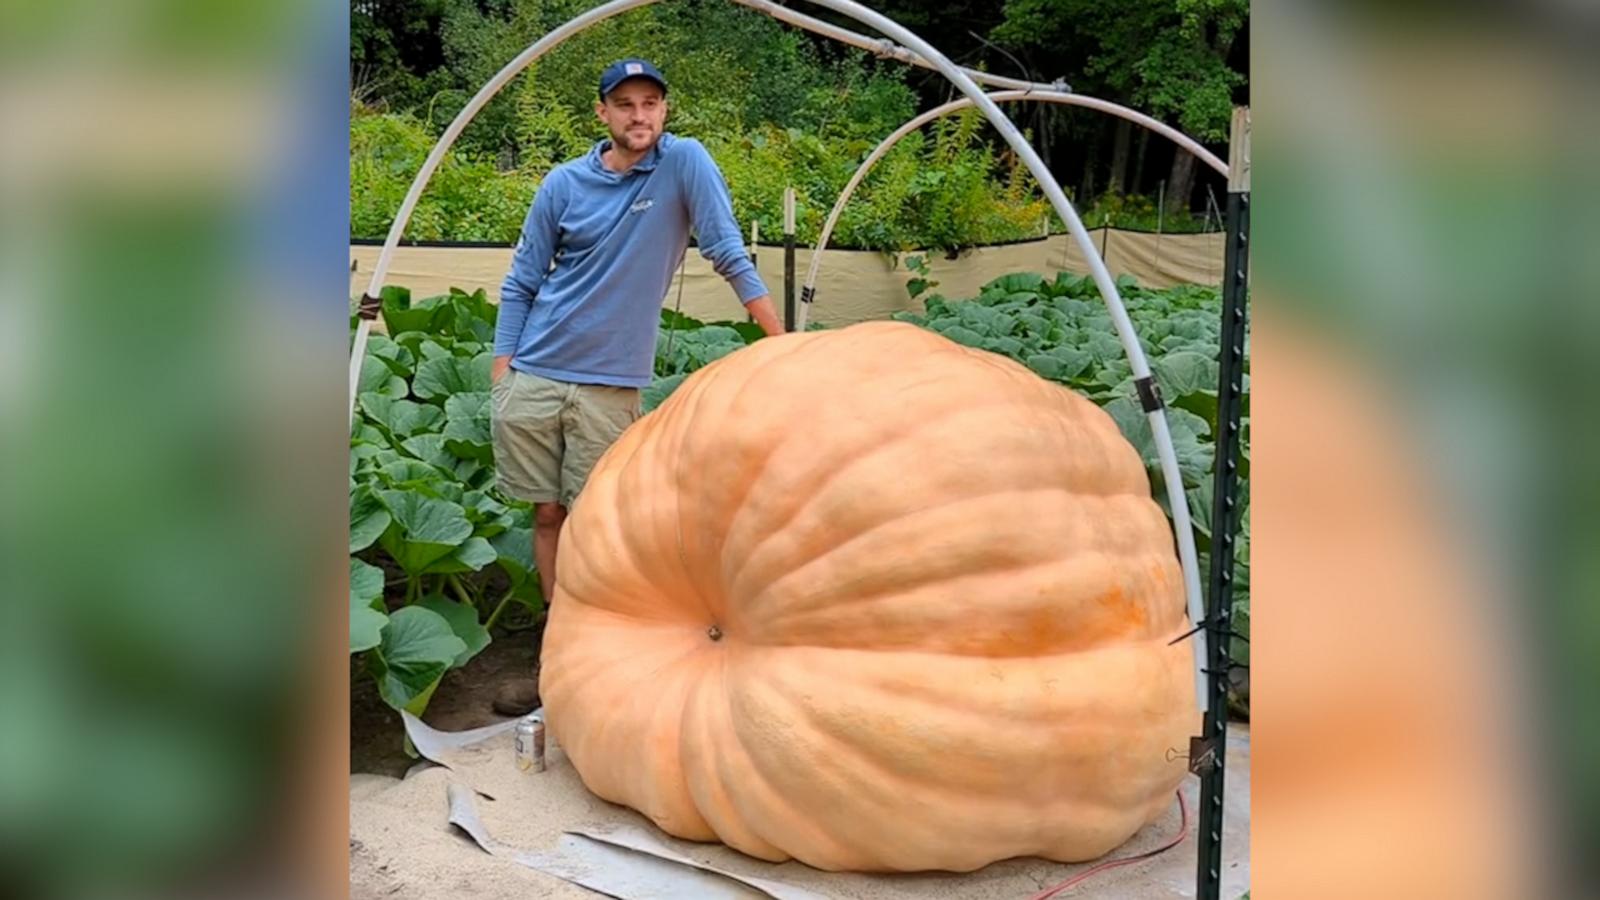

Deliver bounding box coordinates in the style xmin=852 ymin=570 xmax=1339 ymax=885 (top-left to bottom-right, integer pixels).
xmin=783 ymin=186 xmax=796 ymax=332
xmin=1196 ymin=106 xmax=1249 ymax=900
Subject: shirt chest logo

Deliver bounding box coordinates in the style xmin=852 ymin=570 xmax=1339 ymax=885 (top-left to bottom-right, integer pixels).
xmin=629 ymin=198 xmax=655 ymax=215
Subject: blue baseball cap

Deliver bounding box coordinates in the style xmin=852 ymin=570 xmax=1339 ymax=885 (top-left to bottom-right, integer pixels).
xmin=598 ymin=58 xmax=669 ymax=100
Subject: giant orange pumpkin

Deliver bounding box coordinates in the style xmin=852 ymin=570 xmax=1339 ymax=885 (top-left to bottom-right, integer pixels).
xmin=538 ymin=321 xmax=1197 ymax=872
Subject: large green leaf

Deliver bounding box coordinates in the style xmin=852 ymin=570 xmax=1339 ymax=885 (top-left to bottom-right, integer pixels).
xmin=352 ymin=422 xmax=389 ymax=448
xmin=389 ymin=330 xmax=432 ymax=359
xmin=1104 ymin=398 xmax=1214 ymax=485
xmin=350 ymin=442 xmax=385 ymax=477
xmin=414 ymin=353 xmax=492 ymax=399
xmin=1053 ymin=296 xmax=1094 ymax=317
xmin=1173 ymin=388 xmax=1220 ymax=431
xmin=367 ymin=606 xmax=466 ymax=714
xmin=489 ymin=526 xmax=544 ymax=612
xmin=982 ymin=335 xmax=1025 ymax=357
xmin=420 ymin=536 xmax=498 ymax=574
xmin=1016 ymin=311 xmax=1052 ymax=336
xmin=461 ymin=490 xmax=514 ymax=536
xmin=462 ymin=489 xmax=509 ymax=520
xmin=1024 ymin=346 xmax=1094 ymax=381
xmin=366 ymin=334 xmax=416 ymax=379
xmin=359 ymin=393 xmax=445 ymax=438
xmin=937 ymin=324 xmax=984 ymax=347
xmin=1165 ymin=409 xmax=1216 ymax=483
xmin=349 ymin=558 xmax=387 ymax=653
xmin=728 ymin=321 xmax=765 ymax=344
xmin=1183 ymin=471 xmax=1219 ymax=557
xmin=443 ymin=392 xmax=493 ymax=462
xmin=376 ymin=489 xmax=473 ymax=574
xmin=401 ymin=433 xmax=456 ymax=470
xmin=416 ymin=595 xmax=491 ymax=667
xmin=350 ymin=484 xmax=391 ymax=553
xmin=1102 ymin=395 xmax=1153 ymax=460
xmin=1083 ymin=331 xmax=1127 ymax=364
xmin=660 ymin=308 xmax=704 ymax=331
xmin=451 ymin=457 xmax=488 ymax=487
xmin=490 ymin=526 xmax=534 ymax=580
xmin=1046 ymin=271 xmax=1090 ymax=298
xmin=655 ymin=327 xmax=745 ymax=375
xmin=456 ymin=535 xmax=499 ymax=569
xmin=351 ymin=605 xmax=388 ymax=655
xmin=955 ymin=302 xmax=1004 ymax=334
xmin=1154 ymin=350 xmax=1221 ymax=398
xmin=377 ymin=458 xmax=449 ymax=492
xmin=444 ymin=392 xmax=490 ymax=421
xmin=447 ymin=288 xmax=497 ymax=343
xmin=1165 ymin=311 xmax=1216 ymax=343
xmin=380 ymin=286 xmax=452 ymax=336
xmin=642 ymin=373 xmax=688 ymax=412
xmin=358 ymin=356 xmax=408 ymax=398
xmin=983 ymin=272 xmax=1045 ymax=295
xmin=350 ymin=557 xmax=384 ymax=606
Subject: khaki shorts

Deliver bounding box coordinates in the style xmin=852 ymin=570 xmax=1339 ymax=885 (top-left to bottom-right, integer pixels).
xmin=490 ymin=370 xmax=642 ymax=508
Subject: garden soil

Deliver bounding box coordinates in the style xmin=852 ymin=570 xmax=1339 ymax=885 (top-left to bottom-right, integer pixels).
xmin=349 ymin=704 xmax=1250 ymax=900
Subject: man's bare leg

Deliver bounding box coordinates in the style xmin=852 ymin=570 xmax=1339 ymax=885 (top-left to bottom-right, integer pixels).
xmin=533 ymin=501 xmax=566 ymax=607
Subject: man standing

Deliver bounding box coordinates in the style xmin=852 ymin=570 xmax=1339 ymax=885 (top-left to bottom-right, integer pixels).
xmin=490 ymin=59 xmax=782 ymax=711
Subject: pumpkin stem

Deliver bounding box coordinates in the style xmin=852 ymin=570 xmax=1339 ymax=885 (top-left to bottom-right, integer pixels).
xmin=707 ymin=624 xmax=723 ymax=642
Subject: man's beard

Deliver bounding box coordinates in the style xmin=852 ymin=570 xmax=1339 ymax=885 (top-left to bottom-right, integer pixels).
xmin=614 ymin=125 xmax=658 ymax=152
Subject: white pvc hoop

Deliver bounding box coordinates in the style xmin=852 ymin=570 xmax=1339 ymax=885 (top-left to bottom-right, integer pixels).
xmin=801 ymin=89 xmax=1229 ymax=332
xmin=350 ymin=0 xmax=1212 ymax=712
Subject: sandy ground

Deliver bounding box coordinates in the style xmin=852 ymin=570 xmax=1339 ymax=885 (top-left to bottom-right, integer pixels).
xmin=349 ymin=722 xmax=1249 ymax=899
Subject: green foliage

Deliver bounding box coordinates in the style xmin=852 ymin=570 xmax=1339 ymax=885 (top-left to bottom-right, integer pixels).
xmin=352 ymin=101 xmax=1057 ymax=253
xmin=705 ymin=110 xmax=1051 ymax=254
xmin=391 ymin=0 xmax=919 ymax=165
xmin=350 ymin=2 xmax=1056 ymax=253
xmin=349 ymin=286 xmax=541 ymax=725
xmin=351 ymin=101 xmax=535 ymax=242
xmin=353 ymin=0 xmax=1249 ymax=231
xmin=351 ymin=0 xmax=454 ymax=112
xmin=904 ymin=254 xmax=939 ymax=300
xmin=1072 ymin=190 xmax=1215 ymax=233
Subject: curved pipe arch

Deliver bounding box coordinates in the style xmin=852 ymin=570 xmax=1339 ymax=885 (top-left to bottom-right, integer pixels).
xmin=349 ymin=0 xmax=1077 ymax=418
xmin=801 ymin=89 xmax=1227 ymax=329
xmin=350 ymin=0 xmax=1212 ymax=711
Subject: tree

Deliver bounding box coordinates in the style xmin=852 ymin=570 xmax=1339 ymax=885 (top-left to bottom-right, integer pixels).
xmin=350 ymin=0 xmax=452 ymax=108
xmin=992 ymin=0 xmax=1246 ymax=211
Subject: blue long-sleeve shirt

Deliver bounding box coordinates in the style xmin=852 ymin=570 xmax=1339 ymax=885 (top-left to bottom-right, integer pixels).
xmin=494 ymin=133 xmax=768 ymax=388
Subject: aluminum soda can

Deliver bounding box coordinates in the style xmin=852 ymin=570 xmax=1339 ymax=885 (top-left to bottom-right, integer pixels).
xmin=514 ymin=712 xmax=546 ymax=773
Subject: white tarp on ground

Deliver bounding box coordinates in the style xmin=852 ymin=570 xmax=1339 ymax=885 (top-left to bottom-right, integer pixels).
xmin=350 ymin=717 xmax=1250 ymax=900
xmin=351 ymin=229 xmax=1225 ymax=328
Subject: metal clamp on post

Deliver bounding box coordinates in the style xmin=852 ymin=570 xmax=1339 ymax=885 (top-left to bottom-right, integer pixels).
xmin=800 ymin=286 xmax=815 ymax=306
xmin=1134 ymin=375 xmax=1164 ymax=412
xmin=357 ymin=293 xmax=382 ymax=320
xmin=1186 ymin=735 xmax=1219 ymax=775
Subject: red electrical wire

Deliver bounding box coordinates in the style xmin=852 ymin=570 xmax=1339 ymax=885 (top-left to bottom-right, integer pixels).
xmin=1025 ymin=789 xmax=1190 ymax=900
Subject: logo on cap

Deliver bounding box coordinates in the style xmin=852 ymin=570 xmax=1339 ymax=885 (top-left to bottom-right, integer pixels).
xmin=625 ymin=63 xmax=643 ymax=75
